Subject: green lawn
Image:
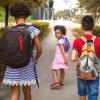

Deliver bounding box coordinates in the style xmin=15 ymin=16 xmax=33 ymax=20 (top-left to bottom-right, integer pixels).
xmin=0 ymin=7 xmax=5 ymax=22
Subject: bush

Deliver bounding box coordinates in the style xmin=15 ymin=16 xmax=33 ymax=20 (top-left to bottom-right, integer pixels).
xmin=32 ymin=21 xmax=49 ymax=39
xmin=0 ymin=27 xmax=8 ymax=51
xmin=73 ymin=26 xmax=100 ymax=37
xmin=93 ymin=26 xmax=100 ymax=36
xmin=0 ymin=27 xmax=8 ymax=82
xmin=73 ymin=28 xmax=84 ymax=37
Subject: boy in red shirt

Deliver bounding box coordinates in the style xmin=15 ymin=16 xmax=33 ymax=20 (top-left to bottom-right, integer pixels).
xmin=72 ymin=15 xmax=100 ymax=100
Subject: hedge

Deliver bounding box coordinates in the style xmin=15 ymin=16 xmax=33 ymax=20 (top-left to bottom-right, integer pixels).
xmin=73 ymin=26 xmax=100 ymax=37
xmin=93 ymin=26 xmax=100 ymax=36
xmin=32 ymin=21 xmax=49 ymax=39
xmin=0 ymin=27 xmax=8 ymax=82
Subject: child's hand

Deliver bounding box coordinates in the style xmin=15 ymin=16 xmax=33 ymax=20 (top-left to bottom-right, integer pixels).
xmin=35 ymin=58 xmax=38 ymax=64
xmin=64 ymin=56 xmax=68 ymax=64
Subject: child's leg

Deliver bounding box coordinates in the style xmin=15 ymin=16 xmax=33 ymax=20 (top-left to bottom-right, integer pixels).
xmin=87 ymin=77 xmax=99 ymax=100
xmin=80 ymin=96 xmax=86 ymax=100
xmin=78 ymin=79 xmax=87 ymax=100
xmin=22 ymin=86 xmax=31 ymax=100
xmin=51 ymin=69 xmax=60 ymax=88
xmin=51 ymin=69 xmax=59 ymax=83
xmin=59 ymin=69 xmax=65 ymax=84
xmin=10 ymin=86 xmax=20 ymax=100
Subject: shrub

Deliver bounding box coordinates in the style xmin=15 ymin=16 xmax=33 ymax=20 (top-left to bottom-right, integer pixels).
xmin=93 ymin=26 xmax=100 ymax=36
xmin=73 ymin=28 xmax=84 ymax=37
xmin=0 ymin=27 xmax=8 ymax=82
xmin=32 ymin=21 xmax=49 ymax=39
xmin=73 ymin=26 xmax=100 ymax=37
xmin=0 ymin=27 xmax=8 ymax=51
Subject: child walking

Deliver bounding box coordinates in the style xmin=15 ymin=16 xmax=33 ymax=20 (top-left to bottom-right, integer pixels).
xmin=2 ymin=2 xmax=42 ymax=100
xmin=72 ymin=15 xmax=100 ymax=100
xmin=50 ymin=25 xmax=70 ymax=89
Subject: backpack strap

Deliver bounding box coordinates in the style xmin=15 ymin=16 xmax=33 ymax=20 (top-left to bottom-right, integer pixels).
xmin=91 ymin=36 xmax=96 ymax=42
xmin=80 ymin=36 xmax=96 ymax=42
xmin=80 ymin=36 xmax=87 ymax=42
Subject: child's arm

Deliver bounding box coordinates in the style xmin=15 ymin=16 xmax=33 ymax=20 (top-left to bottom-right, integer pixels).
xmin=71 ymin=49 xmax=78 ymax=62
xmin=28 ymin=26 xmax=42 ymax=64
xmin=34 ymin=36 xmax=42 ymax=64
xmin=59 ymin=44 xmax=68 ymax=64
xmin=71 ymin=39 xmax=78 ymax=62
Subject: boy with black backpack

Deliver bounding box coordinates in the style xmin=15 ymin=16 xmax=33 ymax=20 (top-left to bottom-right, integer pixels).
xmin=72 ymin=15 xmax=100 ymax=100
xmin=2 ymin=2 xmax=42 ymax=100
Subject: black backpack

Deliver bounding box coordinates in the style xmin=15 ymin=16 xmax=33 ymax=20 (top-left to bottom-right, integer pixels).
xmin=1 ymin=24 xmax=32 ymax=68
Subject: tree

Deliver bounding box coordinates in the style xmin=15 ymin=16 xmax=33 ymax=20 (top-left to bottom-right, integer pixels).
xmin=0 ymin=0 xmax=46 ymax=27
xmin=0 ymin=0 xmax=12 ymax=27
xmin=78 ymin=0 xmax=100 ymax=20
xmin=49 ymin=0 xmax=54 ymax=19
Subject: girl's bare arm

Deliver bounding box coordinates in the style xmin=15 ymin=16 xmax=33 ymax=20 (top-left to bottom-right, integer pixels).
xmin=33 ymin=36 xmax=42 ymax=64
xmin=59 ymin=44 xmax=68 ymax=64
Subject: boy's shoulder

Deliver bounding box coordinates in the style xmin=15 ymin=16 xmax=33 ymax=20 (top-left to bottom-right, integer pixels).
xmin=95 ymin=36 xmax=100 ymax=40
xmin=74 ymin=37 xmax=82 ymax=43
xmin=95 ymin=36 xmax=100 ymax=44
xmin=73 ymin=34 xmax=100 ymax=46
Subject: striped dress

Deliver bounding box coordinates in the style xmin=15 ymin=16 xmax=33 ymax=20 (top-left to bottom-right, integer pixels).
xmin=3 ymin=26 xmax=40 ymax=86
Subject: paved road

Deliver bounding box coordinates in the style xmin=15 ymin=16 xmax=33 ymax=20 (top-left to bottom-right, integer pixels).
xmin=0 ymin=20 xmax=100 ymax=100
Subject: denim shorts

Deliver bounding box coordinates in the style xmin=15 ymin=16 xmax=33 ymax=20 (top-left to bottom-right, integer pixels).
xmin=77 ymin=77 xmax=99 ymax=97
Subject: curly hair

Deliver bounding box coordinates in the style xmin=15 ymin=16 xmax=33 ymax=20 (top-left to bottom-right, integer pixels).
xmin=81 ymin=15 xmax=94 ymax=31
xmin=10 ymin=2 xmax=31 ymax=18
xmin=54 ymin=25 xmax=66 ymax=35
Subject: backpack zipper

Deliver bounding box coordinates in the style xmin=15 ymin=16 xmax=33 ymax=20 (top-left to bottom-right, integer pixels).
xmin=19 ymin=34 xmax=23 ymax=51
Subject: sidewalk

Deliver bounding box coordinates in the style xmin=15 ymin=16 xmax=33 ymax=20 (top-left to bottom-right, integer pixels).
xmin=0 ymin=84 xmax=10 ymax=100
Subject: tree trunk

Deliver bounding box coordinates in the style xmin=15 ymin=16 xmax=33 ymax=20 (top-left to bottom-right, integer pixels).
xmin=5 ymin=4 xmax=9 ymax=27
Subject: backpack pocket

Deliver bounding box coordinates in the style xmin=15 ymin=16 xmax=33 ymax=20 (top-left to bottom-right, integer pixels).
xmin=77 ymin=67 xmax=98 ymax=80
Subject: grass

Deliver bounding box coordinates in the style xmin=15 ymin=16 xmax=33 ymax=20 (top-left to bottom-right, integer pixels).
xmin=0 ymin=7 xmax=5 ymax=22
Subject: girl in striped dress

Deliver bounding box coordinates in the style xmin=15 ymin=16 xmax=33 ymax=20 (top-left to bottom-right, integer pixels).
xmin=3 ymin=2 xmax=42 ymax=100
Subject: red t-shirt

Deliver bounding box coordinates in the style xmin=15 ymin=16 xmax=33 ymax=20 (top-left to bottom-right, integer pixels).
xmin=73 ymin=34 xmax=100 ymax=58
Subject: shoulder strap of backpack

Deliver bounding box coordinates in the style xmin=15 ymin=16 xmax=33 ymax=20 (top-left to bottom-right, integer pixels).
xmin=80 ymin=35 xmax=96 ymax=42
xmin=80 ymin=36 xmax=87 ymax=42
xmin=91 ymin=36 xmax=96 ymax=42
